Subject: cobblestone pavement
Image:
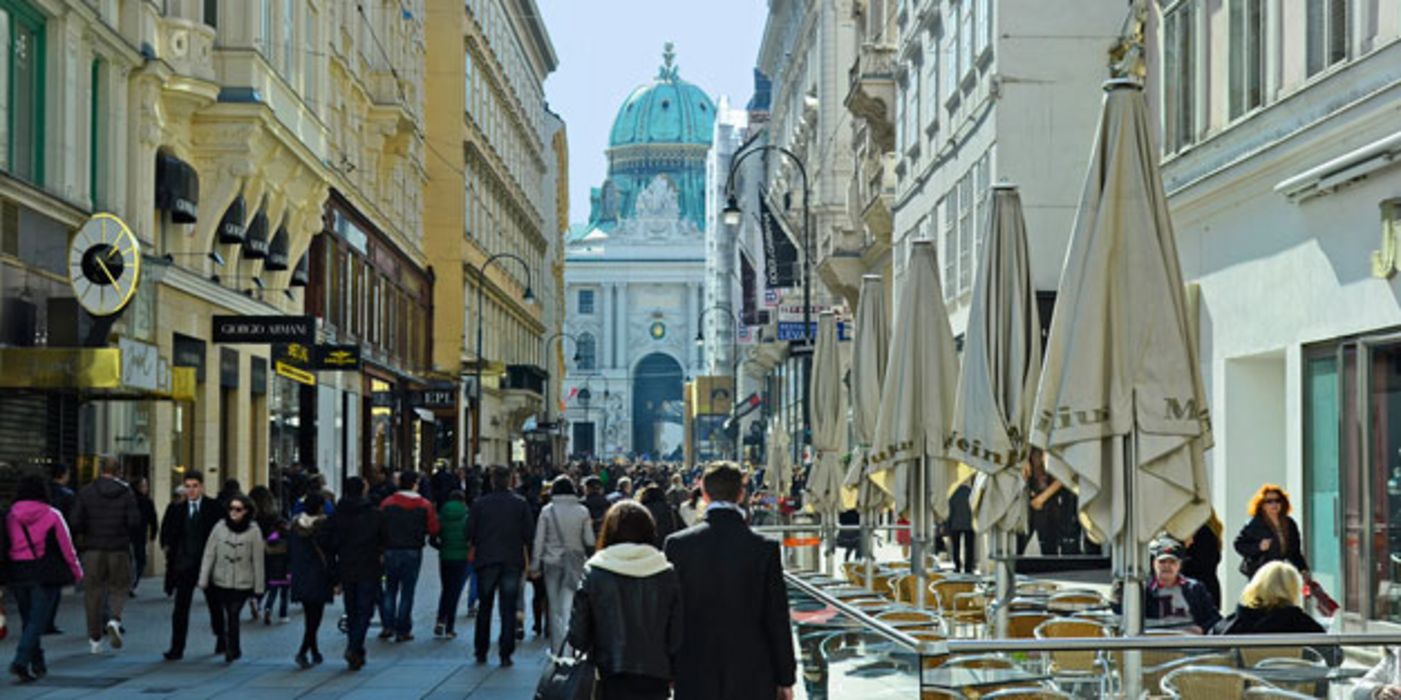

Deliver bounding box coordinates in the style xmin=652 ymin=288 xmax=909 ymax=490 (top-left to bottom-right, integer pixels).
xmin=0 ymin=548 xmax=551 ymax=699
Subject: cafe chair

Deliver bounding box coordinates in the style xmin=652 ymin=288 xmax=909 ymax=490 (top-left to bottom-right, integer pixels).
xmin=940 ymin=654 xmax=1024 ymax=700
xmin=1014 ymin=580 xmax=1062 ymax=596
xmin=980 ymin=688 xmax=1073 ymax=700
xmin=950 ymin=591 xmax=990 ymax=637
xmin=932 ymin=580 xmax=978 ymax=615
xmin=910 ymin=630 xmax=950 ymax=668
xmin=1161 ymin=665 xmax=1270 ymax=700
xmin=1033 ymin=617 xmax=1112 ymax=697
xmin=1045 ymin=590 xmax=1106 ymax=614
xmin=1252 ymin=655 xmax=1327 ymax=696
xmin=921 ymin=689 xmax=969 ymax=700
xmin=894 ymin=574 xmax=943 ymax=607
xmin=876 ymin=608 xmax=941 ymax=628
xmin=1006 ymin=611 xmax=1055 ymax=640
xmin=1141 ymin=654 xmax=1233 ymax=698
xmin=1242 ymin=687 xmax=1317 ymax=699
xmin=1237 ymin=645 xmax=1322 ymax=669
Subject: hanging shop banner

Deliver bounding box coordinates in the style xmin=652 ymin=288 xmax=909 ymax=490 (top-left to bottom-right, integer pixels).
xmin=314 ymin=344 xmax=361 ymax=371
xmin=272 ymin=342 xmax=316 ymax=386
xmin=759 ymin=192 xmax=799 ymax=289
xmin=411 ymin=385 xmax=457 ymax=409
xmin=212 ymin=315 xmax=315 ymax=344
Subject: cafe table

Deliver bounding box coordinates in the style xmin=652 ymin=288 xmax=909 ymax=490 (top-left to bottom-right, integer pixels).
xmin=922 ymin=665 xmax=1054 ymax=692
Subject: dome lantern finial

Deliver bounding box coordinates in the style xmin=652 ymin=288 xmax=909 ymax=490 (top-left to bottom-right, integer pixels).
xmin=659 ymin=42 xmax=678 ymax=80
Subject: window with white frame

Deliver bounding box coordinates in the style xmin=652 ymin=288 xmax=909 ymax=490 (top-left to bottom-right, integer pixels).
xmin=975 ymin=153 xmax=990 ymax=254
xmin=1228 ymin=0 xmax=1264 ymax=119
xmin=1163 ymin=0 xmax=1198 ymax=154
xmin=576 ymin=332 xmax=597 ymax=371
xmin=941 ymin=194 xmax=957 ymax=300
xmin=923 ymin=30 xmax=939 ymax=134
xmin=907 ymin=59 xmax=921 ymax=153
xmin=577 ymin=289 xmax=595 ymax=315
xmin=957 ymin=172 xmax=973 ymax=293
xmin=896 ymin=73 xmax=907 ymax=154
xmin=959 ymin=0 xmax=974 ymax=82
xmin=975 ymin=0 xmax=991 ymax=59
xmin=942 ymin=6 xmax=959 ymax=104
xmin=1306 ymin=0 xmax=1349 ymax=76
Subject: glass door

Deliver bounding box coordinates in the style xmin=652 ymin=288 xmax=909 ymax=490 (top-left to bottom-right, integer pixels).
xmin=1360 ymin=338 xmax=1401 ymax=624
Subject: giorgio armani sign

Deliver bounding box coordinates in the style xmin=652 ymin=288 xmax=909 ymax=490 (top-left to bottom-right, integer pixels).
xmin=212 ymin=315 xmax=315 ymax=344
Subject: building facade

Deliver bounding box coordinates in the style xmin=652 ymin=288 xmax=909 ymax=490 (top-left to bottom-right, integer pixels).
xmin=424 ymin=0 xmax=558 ymax=470
xmin=1146 ymin=1 xmax=1401 ymax=623
xmin=0 ymin=0 xmax=429 ymax=537
xmin=563 ymin=47 xmax=713 ymax=460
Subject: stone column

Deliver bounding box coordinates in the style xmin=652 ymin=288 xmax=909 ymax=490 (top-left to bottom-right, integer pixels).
xmin=617 ymin=284 xmax=629 ymax=369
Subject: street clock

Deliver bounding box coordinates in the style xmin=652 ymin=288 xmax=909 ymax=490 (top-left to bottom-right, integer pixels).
xmin=68 ymin=213 xmax=142 ymax=317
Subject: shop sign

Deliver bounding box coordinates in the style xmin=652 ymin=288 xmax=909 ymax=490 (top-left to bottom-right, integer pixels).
xmin=250 ymin=357 xmax=267 ymax=395
xmin=119 ymin=337 xmax=159 ymax=391
xmin=171 ymin=366 xmax=197 ymax=401
xmin=272 ymin=342 xmax=316 ymax=386
xmin=412 ymin=387 xmax=456 ymax=409
xmin=220 ymin=348 xmax=239 ymax=388
xmin=315 ymin=344 xmax=361 ymax=371
xmin=776 ymin=321 xmax=850 ymax=341
xmin=212 ymin=315 xmax=315 ymax=344
xmin=173 ymin=334 xmax=206 ymax=383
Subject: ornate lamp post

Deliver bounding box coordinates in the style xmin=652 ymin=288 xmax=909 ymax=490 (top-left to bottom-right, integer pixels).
xmin=471 ymin=253 xmax=534 ymax=471
xmin=695 ymin=304 xmax=740 ymax=460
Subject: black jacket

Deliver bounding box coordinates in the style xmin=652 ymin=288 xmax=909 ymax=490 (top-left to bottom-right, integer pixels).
xmin=642 ymin=495 xmax=681 ymax=548
xmin=288 ymin=513 xmax=335 ymax=604
xmin=568 ymin=560 xmax=683 ymax=681
xmin=1234 ymin=515 xmax=1308 ymax=578
xmin=135 ymin=492 xmax=158 ymax=542
xmin=72 ymin=476 xmax=140 ymax=551
xmin=159 ymin=496 xmax=225 ymax=585
xmin=465 ymin=491 xmax=534 ymax=569
xmin=664 ymin=508 xmax=796 ymax=700
xmin=583 ymin=493 xmax=610 ymax=532
xmin=326 ymin=496 xmax=387 ymax=584
xmin=1182 ymin=523 xmax=1222 ymax=606
xmin=1211 ymin=603 xmax=1323 ymax=635
xmin=947 ymin=483 xmax=973 ymax=532
xmin=49 ymin=482 xmax=76 ymax=522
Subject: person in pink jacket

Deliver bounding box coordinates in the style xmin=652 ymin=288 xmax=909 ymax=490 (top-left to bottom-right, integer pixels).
xmin=7 ymin=474 xmax=84 ymax=682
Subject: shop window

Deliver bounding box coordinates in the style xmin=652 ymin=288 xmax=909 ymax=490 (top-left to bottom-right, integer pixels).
xmin=90 ymin=58 xmax=104 ymax=209
xmin=0 ymin=0 xmax=46 ymax=186
xmin=1306 ymin=0 xmax=1350 ymax=76
xmin=1228 ymin=0 xmax=1265 ymax=120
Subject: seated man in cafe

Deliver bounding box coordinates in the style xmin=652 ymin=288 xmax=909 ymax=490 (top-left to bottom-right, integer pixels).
xmin=1143 ymin=536 xmax=1220 ymax=633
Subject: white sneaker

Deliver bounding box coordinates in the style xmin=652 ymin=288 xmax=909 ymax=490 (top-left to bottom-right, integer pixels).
xmin=89 ymin=638 xmax=104 ymax=654
xmin=106 ymin=619 xmax=124 ymax=649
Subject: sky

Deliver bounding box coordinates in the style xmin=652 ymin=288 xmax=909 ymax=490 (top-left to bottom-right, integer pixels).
xmin=534 ymin=0 xmax=768 ymax=225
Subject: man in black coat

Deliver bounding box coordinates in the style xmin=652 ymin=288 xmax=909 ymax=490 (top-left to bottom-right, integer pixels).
xmin=664 ymin=462 xmax=795 ymax=700
xmin=158 ymin=470 xmax=226 ymax=660
xmin=327 ymin=476 xmax=387 ymax=671
xmin=71 ymin=457 xmax=141 ymax=652
xmin=465 ymin=466 xmax=534 ymax=666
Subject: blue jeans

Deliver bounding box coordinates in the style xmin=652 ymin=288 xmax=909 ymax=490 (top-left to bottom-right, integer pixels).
xmin=11 ymin=583 xmax=60 ymax=670
xmin=436 ymin=559 xmax=469 ymax=632
xmin=343 ymin=581 xmax=380 ymax=657
xmin=473 ymin=565 xmax=522 ymax=660
xmin=381 ymin=549 xmax=422 ymax=637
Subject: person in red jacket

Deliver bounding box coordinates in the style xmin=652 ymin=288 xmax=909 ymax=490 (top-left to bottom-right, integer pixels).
xmin=378 ymin=471 xmax=439 ymax=642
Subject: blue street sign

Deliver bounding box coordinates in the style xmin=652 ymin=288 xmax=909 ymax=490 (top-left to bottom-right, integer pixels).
xmin=777 ymin=322 xmax=849 ymax=341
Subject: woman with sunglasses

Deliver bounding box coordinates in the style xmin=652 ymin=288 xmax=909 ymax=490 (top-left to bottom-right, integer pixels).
xmin=199 ymin=493 xmax=265 ymax=663
xmin=1234 ymin=484 xmax=1309 ymax=581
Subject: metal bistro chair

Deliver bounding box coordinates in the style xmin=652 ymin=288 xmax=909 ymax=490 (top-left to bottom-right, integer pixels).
xmin=876 ymin=608 xmax=941 ymax=629
xmin=950 ymin=590 xmax=990 ymax=638
xmin=1141 ymin=653 xmax=1234 ymax=699
xmin=939 ymin=654 xmax=1022 ymax=700
xmin=911 ymin=630 xmax=950 ymax=668
xmin=894 ymin=574 xmax=943 ymax=607
xmin=1006 ymin=611 xmax=1055 ymax=640
xmin=1045 ymin=590 xmax=1107 ymax=615
xmin=1242 ymin=687 xmax=1318 ymax=700
xmin=1015 ymin=579 xmax=1062 ymax=596
xmin=1161 ymin=665 xmax=1271 ymax=699
xmin=1252 ymin=654 xmax=1328 ymax=696
xmin=1033 ymin=617 xmax=1112 ymax=698
xmin=980 ymin=688 xmax=1073 ymax=700
xmin=932 ymin=580 xmax=978 ymax=616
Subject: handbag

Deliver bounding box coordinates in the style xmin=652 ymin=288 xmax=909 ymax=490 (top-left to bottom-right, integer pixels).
xmin=548 ymin=508 xmax=587 ymax=590
xmin=1305 ymin=579 xmax=1340 ymax=617
xmin=534 ymin=647 xmax=596 ymax=700
xmin=15 ymin=522 xmax=75 ymax=586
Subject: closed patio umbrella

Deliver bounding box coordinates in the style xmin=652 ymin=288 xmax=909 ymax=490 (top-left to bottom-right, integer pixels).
xmin=807 ymin=311 xmax=847 ymax=573
xmin=845 ymin=274 xmax=891 ymax=589
xmin=869 ymin=240 xmax=960 ymax=607
xmin=951 ymin=184 xmax=1042 ymax=636
xmin=1031 ymin=79 xmax=1212 ymax=693
xmin=765 ymin=415 xmax=793 ymax=495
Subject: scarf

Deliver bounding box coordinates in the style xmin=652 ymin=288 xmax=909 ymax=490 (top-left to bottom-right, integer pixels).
xmin=586 ymin=543 xmax=673 ymax=579
xmin=225 ymin=515 xmax=252 ymax=533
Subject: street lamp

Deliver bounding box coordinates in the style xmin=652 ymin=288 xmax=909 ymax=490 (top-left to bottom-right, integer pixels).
xmin=696 ymin=304 xmax=740 ymax=460
xmin=722 ymin=145 xmax=813 ymax=452
xmin=472 ymin=252 xmax=534 ymax=471
xmin=542 ymin=331 xmax=582 ymax=445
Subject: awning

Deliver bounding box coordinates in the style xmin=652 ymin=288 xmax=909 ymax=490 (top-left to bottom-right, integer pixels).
xmin=243 ymin=208 xmax=269 ymax=259
xmin=216 ymin=195 xmax=247 ymax=244
xmin=414 ymin=408 xmax=436 ymax=423
xmin=290 ymin=252 xmax=310 ymax=287
xmin=265 ymin=225 xmax=290 ymax=271
xmin=156 ymin=153 xmax=199 ymax=223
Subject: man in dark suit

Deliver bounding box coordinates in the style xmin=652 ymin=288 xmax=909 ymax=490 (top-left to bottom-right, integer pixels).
xmin=465 ymin=466 xmax=534 ymax=667
xmin=665 ymin=462 xmax=795 ymax=700
xmin=157 ymin=470 xmax=226 ymax=660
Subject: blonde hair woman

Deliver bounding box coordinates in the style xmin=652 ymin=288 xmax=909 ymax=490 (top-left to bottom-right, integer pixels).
xmin=1211 ymin=561 xmax=1322 ymax=636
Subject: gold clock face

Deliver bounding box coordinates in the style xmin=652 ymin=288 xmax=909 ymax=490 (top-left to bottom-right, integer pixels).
xmin=649 ymin=321 xmax=666 ymax=339
xmin=68 ymin=213 xmax=141 ymax=317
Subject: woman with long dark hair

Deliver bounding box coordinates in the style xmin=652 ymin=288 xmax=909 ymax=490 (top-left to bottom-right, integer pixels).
xmin=568 ymin=500 xmax=682 ymax=700
xmin=288 ymin=492 xmax=334 ymax=668
xmin=199 ymin=493 xmax=265 ymax=662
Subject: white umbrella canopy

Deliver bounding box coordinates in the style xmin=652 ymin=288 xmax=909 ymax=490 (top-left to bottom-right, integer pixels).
xmin=952 ymin=185 xmax=1041 ymax=536
xmin=844 ymin=275 xmax=893 ymax=512
xmin=807 ymin=311 xmax=847 ymax=512
xmin=869 ymin=241 xmax=961 ymax=521
xmin=1030 ymin=80 xmax=1212 ymax=551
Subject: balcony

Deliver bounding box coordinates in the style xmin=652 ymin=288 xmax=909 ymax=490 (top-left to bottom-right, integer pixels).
xmin=860 ymin=153 xmax=897 ymax=246
xmin=845 ymin=43 xmax=898 ymax=154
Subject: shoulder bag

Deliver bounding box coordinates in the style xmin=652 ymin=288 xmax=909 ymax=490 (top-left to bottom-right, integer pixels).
xmin=534 ymin=645 xmax=596 ymax=700
xmin=15 ymin=522 xmax=75 ymax=586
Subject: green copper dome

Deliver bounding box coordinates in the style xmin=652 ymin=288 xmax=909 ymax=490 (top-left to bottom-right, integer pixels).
xmin=608 ymin=44 xmax=716 ymax=148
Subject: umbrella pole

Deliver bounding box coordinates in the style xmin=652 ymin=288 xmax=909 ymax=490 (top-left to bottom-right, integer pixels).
xmin=1122 ymin=431 xmax=1145 ymax=698
xmin=824 ymin=506 xmax=836 ymax=577
xmin=993 ymin=529 xmax=1013 ymax=639
xmin=912 ymin=452 xmax=929 ymax=611
xmin=862 ymin=482 xmax=875 ymax=593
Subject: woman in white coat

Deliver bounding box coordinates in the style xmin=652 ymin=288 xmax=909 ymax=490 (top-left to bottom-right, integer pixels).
xmin=199 ymin=493 xmax=264 ymax=663
xmin=530 ymin=476 xmax=595 ymax=654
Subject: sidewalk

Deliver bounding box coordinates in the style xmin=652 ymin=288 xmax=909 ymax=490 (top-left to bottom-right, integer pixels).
xmin=0 ymin=548 xmax=550 ymax=699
